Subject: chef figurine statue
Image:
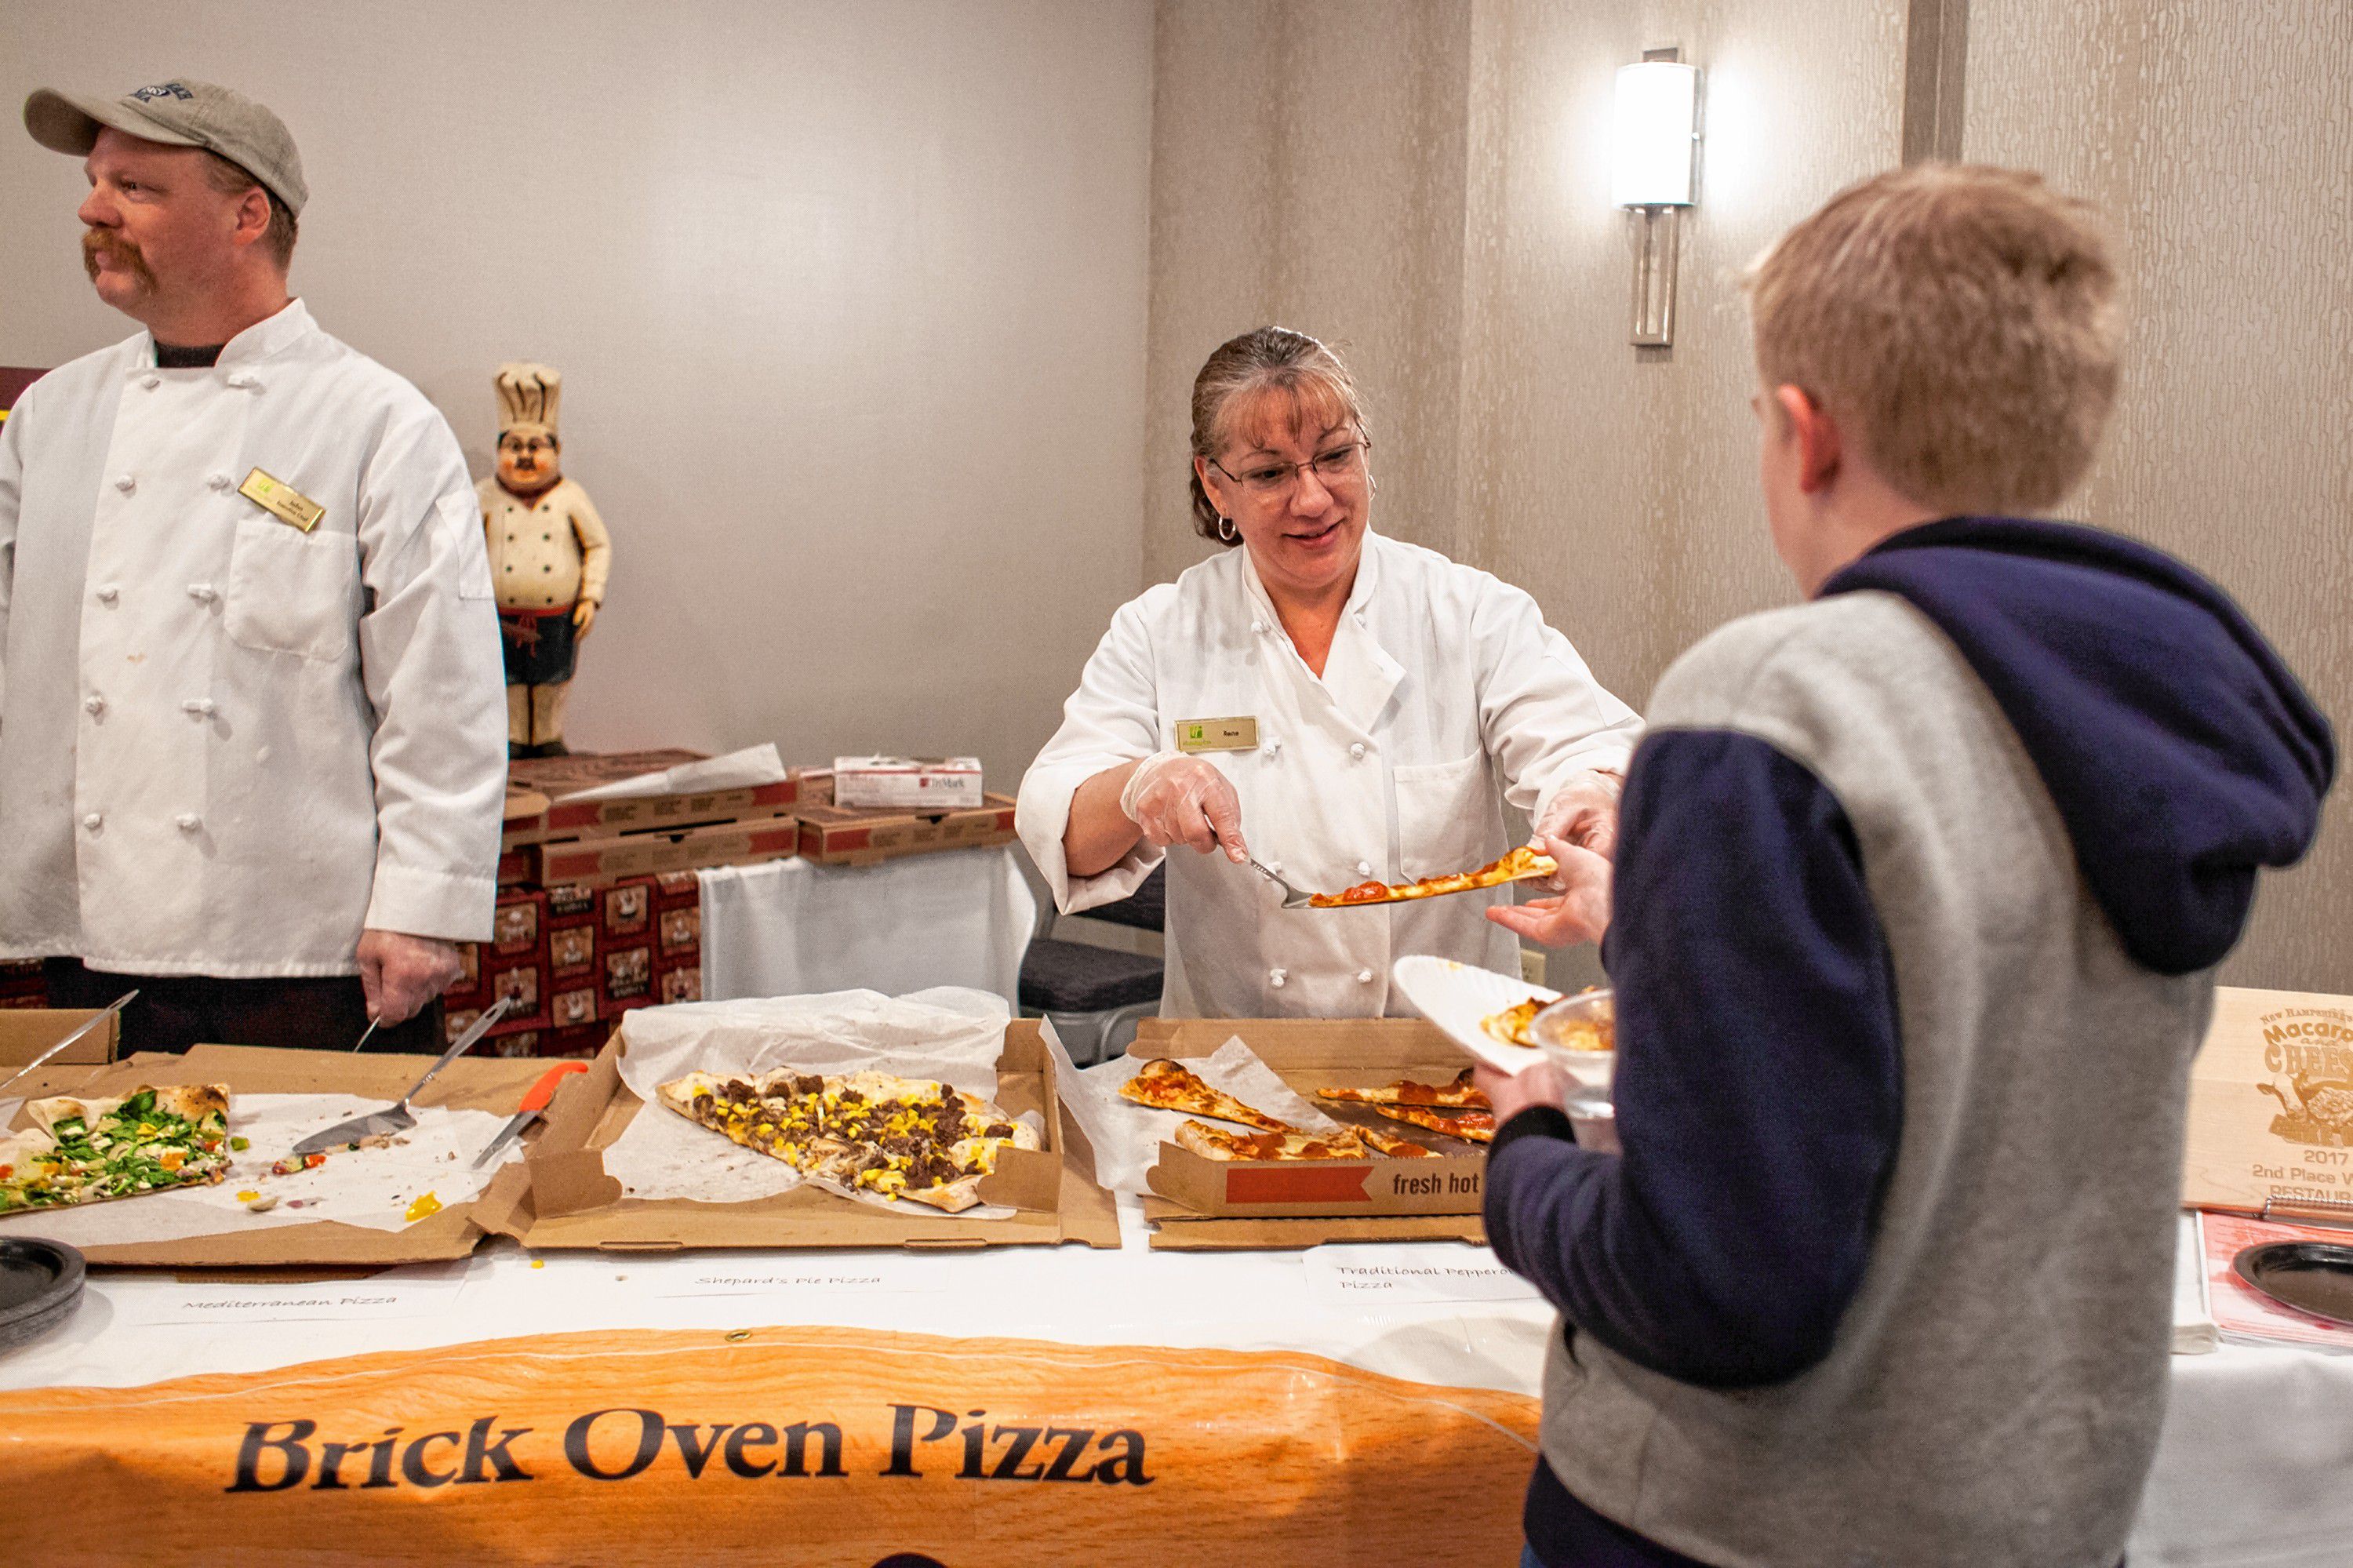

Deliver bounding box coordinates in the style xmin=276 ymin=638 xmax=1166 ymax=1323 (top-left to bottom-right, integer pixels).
xmin=478 ymin=362 xmax=611 ymax=756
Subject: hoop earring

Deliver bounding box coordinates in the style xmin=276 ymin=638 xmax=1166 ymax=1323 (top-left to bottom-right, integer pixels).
xmin=1216 ymin=516 xmax=1238 ymax=545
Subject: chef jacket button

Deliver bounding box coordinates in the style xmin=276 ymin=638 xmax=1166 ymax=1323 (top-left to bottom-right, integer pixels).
xmin=141 ymin=373 xmax=160 ymax=390
xmin=182 ymin=698 xmax=217 ymax=718
xmin=226 ymin=374 xmax=255 ymax=390
xmin=176 ymin=814 xmax=202 ymax=832
xmin=1268 ymin=967 xmax=1288 ymax=988
xmin=1349 ymin=742 xmax=1366 ymax=761
xmin=208 ymin=471 xmax=233 ymax=490
xmin=1251 ymin=620 xmax=1267 ymax=635
xmin=1356 ymin=969 xmax=1375 ymax=984
xmin=1265 ymin=860 xmax=1281 ymax=875
xmin=82 ymin=695 xmax=104 ymax=716
xmin=1356 ymin=859 xmax=1373 ymax=875
xmin=82 ymin=813 xmax=102 ymax=831
xmin=95 ymin=584 xmax=119 ymax=603
xmin=187 ymin=583 xmax=218 ymax=602
xmin=114 ymin=474 xmax=136 ymax=493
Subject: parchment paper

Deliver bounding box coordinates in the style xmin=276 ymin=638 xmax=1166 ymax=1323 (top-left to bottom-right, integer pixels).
xmin=600 ymin=988 xmax=1039 ymax=1219
xmin=1046 ymin=1027 xmax=1347 ymax=1195
xmin=555 ymin=743 xmax=787 ymax=802
xmin=0 ymin=1093 xmax=515 ymax=1246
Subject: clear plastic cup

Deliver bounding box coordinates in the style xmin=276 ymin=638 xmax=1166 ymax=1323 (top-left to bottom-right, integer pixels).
xmin=1531 ymin=987 xmax=1614 ymax=1115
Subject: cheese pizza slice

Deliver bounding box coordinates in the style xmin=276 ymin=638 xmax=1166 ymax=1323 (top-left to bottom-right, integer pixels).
xmin=1371 ymin=1104 xmax=1497 ymax=1144
xmin=1352 ymin=1122 xmax=1440 ymax=1158
xmin=1317 ymin=1068 xmax=1490 ymax=1110
xmin=1119 ymin=1058 xmax=1293 ymax=1132
xmin=1172 ymin=1119 xmax=1369 ymax=1162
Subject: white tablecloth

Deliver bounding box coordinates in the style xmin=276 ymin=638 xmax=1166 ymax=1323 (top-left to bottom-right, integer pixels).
xmin=697 ymin=846 xmax=1036 ymax=1006
xmin=1 ymin=1200 xmax=2343 ymax=1566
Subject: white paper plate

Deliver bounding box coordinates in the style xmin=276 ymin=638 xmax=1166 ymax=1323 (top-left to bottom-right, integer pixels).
xmin=1390 ymin=955 xmax=1560 ymax=1077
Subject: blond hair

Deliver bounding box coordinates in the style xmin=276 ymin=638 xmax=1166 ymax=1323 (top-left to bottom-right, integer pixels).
xmin=1188 ymin=327 xmax=1367 ymax=544
xmin=1744 ymin=162 xmax=2119 ymax=514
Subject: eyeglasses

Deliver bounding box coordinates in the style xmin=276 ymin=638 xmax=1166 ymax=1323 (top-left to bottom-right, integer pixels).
xmin=1210 ymin=436 xmax=1370 ymax=497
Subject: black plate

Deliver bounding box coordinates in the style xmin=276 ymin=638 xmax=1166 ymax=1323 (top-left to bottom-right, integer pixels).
xmin=2233 ymin=1240 xmax=2353 ymax=1329
xmin=0 ymin=1236 xmax=85 ymax=1352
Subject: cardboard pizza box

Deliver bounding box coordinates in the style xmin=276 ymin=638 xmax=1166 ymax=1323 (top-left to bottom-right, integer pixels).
xmin=1129 ymin=1017 xmax=1493 ymax=1249
xmin=477 ymin=1019 xmax=1121 ymax=1253
xmin=529 ymin=813 xmax=799 ymax=884
xmin=0 ymin=1008 xmax=120 ymax=1069
xmin=0 ymin=1044 xmax=557 ymax=1268
xmin=794 ymin=787 xmax=1018 ymax=868
xmin=2183 ymin=984 xmax=2353 ymax=1223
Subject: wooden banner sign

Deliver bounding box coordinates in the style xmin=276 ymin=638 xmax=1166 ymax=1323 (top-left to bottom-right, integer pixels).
xmin=0 ymin=1325 xmax=1540 ymax=1563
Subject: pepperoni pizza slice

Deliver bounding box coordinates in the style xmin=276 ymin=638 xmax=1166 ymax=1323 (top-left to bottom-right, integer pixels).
xmin=1120 ymin=1058 xmax=1293 ymax=1132
xmin=1317 ymin=1068 xmax=1490 ymax=1110
xmin=1172 ymin=1119 xmax=1369 ymax=1162
xmin=1308 ymin=844 xmax=1557 ymax=908
xmin=1371 ymin=1104 xmax=1497 ymax=1144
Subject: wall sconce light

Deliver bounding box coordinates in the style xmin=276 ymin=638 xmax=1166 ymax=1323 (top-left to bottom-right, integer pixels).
xmin=1613 ymin=53 xmax=1700 ymax=347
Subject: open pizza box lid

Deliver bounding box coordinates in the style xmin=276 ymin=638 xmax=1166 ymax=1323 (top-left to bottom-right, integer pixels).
xmin=2183 ymin=985 xmax=2353 ymax=1224
xmin=1134 ymin=1017 xmax=1489 ymax=1249
xmin=476 ymin=1019 xmax=1120 ymax=1252
xmin=0 ymin=1044 xmax=551 ymax=1269
xmin=0 ymin=1008 xmax=120 ymax=1071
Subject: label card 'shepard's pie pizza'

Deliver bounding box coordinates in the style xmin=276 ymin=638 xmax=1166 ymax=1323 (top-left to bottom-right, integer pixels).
xmin=659 ymin=1068 xmax=1038 ymax=1213
xmin=0 ymin=1085 xmax=233 ymax=1213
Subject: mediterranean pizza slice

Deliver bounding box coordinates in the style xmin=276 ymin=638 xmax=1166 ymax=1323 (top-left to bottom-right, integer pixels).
xmin=1119 ymin=1058 xmax=1294 ymax=1132
xmin=0 ymin=1084 xmax=233 ymax=1213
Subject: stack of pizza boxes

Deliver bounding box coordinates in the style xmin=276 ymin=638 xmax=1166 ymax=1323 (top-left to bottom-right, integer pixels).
xmin=0 ymin=957 xmax=46 ymax=1010
xmin=446 ymin=750 xmax=793 ymax=1056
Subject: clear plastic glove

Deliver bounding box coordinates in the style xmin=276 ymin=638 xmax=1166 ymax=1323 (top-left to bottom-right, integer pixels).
xmin=356 ymin=929 xmax=465 ymax=1024
xmin=1531 ymin=768 xmax=1624 ymax=861
xmin=1118 ymin=752 xmax=1249 ymax=864
xmin=1486 ymin=834 xmax=1611 ymax=948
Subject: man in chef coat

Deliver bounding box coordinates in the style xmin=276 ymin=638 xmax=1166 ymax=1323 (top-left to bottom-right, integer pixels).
xmin=0 ymin=79 xmax=506 ymax=1052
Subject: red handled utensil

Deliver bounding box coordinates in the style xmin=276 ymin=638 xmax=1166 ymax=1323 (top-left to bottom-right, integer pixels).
xmin=470 ymin=1060 xmax=589 ymax=1169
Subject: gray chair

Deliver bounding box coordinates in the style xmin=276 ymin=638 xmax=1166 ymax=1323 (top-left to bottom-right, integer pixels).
xmin=1019 ymin=864 xmax=1164 ymax=1066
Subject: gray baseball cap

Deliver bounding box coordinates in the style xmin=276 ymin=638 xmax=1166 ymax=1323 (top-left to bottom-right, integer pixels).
xmin=24 ymin=78 xmax=307 ymax=215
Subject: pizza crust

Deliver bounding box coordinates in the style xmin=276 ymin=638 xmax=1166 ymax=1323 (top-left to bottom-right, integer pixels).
xmin=1119 ymin=1057 xmax=1293 ymax=1132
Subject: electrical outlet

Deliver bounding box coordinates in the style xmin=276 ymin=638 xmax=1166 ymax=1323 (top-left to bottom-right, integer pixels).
xmin=1518 ymin=947 xmax=1546 ymax=985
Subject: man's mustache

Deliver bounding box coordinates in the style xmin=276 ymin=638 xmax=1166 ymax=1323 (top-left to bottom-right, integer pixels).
xmin=82 ymin=229 xmax=157 ymax=291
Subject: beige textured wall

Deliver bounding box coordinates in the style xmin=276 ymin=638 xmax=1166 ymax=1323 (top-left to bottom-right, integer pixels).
xmin=1144 ymin=0 xmax=1472 ymax=586
xmin=0 ymin=0 xmax=1151 ymax=789
xmin=1962 ymin=0 xmax=2352 ymax=991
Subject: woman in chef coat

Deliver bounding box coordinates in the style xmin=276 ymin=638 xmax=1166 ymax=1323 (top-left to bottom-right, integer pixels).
xmin=1017 ymin=328 xmax=1642 ymax=1018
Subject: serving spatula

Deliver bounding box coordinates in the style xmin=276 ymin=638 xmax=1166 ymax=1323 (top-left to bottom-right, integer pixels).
xmin=291 ymin=995 xmax=512 ymax=1155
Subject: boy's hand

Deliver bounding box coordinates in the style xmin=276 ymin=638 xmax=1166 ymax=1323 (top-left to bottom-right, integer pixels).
xmin=1475 ymin=1059 xmax=1570 ymax=1126
xmin=1486 ymin=835 xmax=1610 ymax=947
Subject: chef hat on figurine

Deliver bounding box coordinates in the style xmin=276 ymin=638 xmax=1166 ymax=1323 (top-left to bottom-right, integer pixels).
xmin=494 ymin=362 xmax=561 ymax=443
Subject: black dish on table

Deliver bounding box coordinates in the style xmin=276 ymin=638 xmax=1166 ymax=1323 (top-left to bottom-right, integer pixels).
xmin=2232 ymin=1239 xmax=2353 ymax=1329
xmin=0 ymin=1236 xmax=85 ymax=1352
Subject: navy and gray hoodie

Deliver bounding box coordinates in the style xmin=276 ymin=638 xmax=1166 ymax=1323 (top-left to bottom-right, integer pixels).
xmin=1487 ymin=518 xmax=2334 ymax=1568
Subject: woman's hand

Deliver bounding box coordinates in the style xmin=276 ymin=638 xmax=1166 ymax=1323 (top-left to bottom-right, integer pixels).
xmin=1532 ymin=768 xmax=1623 ymax=859
xmin=1120 ymin=753 xmax=1249 ymax=863
xmin=1474 ymin=1059 xmax=1570 ymax=1127
xmin=1486 ymin=834 xmax=1610 ymax=947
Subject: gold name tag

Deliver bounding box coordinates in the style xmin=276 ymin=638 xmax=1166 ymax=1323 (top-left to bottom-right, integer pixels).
xmin=238 ymin=468 xmax=324 ymax=533
xmin=1176 ymin=716 xmax=1260 ymax=753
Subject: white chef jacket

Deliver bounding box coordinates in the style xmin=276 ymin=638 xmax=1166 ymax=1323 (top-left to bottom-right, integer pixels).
xmin=0 ymin=300 xmax=507 ymax=976
xmin=1017 ymin=531 xmax=1642 ymax=1018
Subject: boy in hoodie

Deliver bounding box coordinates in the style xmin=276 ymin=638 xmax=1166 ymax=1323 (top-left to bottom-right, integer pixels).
xmin=1482 ymin=164 xmax=2335 ymax=1568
